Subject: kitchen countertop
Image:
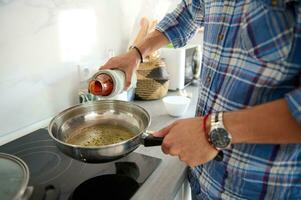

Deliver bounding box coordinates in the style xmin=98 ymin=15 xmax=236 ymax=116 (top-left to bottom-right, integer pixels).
xmin=131 ymin=85 xmax=199 ymax=200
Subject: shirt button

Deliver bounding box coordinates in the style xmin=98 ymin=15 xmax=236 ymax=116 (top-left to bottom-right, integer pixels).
xmin=205 ymin=75 xmax=211 ymax=86
xmin=221 ymin=16 xmax=226 ymax=22
xmin=218 ymin=34 xmax=224 ymax=41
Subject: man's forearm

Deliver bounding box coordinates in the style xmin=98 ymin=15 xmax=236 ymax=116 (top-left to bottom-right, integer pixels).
xmin=223 ymin=99 xmax=301 ymax=144
xmin=136 ymin=30 xmax=170 ymax=58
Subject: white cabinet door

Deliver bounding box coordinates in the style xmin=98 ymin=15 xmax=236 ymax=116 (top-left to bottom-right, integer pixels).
xmin=174 ymin=179 xmax=192 ymax=200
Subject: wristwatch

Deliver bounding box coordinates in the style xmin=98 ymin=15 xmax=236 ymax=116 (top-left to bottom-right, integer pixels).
xmin=208 ymin=112 xmax=232 ymax=150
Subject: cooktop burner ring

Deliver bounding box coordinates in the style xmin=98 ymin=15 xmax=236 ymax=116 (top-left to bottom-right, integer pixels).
xmin=69 ymin=174 xmax=140 ymax=200
xmin=1 ymin=139 xmax=75 ymax=185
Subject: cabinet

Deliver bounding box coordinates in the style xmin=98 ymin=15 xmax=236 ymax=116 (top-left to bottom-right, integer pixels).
xmin=173 ymin=179 xmax=192 ymax=200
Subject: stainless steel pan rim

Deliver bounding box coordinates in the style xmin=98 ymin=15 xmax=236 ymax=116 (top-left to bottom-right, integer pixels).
xmin=48 ymin=100 xmax=151 ymax=149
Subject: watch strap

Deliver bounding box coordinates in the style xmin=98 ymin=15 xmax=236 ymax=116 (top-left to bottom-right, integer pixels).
xmin=202 ymin=114 xmax=224 ymax=162
xmin=211 ymin=112 xmax=217 ymax=126
xmin=211 ymin=112 xmax=225 ymax=129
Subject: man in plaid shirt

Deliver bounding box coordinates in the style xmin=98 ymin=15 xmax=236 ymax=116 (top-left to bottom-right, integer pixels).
xmin=102 ymin=0 xmax=301 ymax=199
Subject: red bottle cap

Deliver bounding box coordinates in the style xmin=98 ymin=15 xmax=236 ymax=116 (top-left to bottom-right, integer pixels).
xmin=88 ymin=73 xmax=114 ymax=96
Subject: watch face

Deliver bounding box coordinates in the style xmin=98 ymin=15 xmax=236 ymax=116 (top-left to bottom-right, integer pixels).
xmin=210 ymin=128 xmax=231 ymax=149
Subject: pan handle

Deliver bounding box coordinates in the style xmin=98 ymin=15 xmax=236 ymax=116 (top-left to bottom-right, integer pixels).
xmin=141 ymin=131 xmax=164 ymax=147
xmin=141 ymin=131 xmax=223 ymax=162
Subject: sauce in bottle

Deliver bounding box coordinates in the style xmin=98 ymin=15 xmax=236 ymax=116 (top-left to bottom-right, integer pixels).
xmin=88 ymin=69 xmax=136 ymax=98
xmin=88 ymin=73 xmax=114 ymax=96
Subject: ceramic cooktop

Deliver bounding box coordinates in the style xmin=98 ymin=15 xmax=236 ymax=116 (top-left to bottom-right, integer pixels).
xmin=0 ymin=128 xmax=161 ymax=200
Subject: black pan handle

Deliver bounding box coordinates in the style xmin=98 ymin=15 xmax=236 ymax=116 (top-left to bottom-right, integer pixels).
xmin=141 ymin=131 xmax=163 ymax=147
xmin=141 ymin=131 xmax=223 ymax=162
xmin=143 ymin=134 xmax=164 ymax=146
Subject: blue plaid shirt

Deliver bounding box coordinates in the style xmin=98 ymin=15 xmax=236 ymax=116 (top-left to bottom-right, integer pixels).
xmin=157 ymin=0 xmax=301 ymax=199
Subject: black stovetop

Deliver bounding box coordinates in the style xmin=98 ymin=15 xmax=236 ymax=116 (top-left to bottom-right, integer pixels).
xmin=0 ymin=129 xmax=161 ymax=200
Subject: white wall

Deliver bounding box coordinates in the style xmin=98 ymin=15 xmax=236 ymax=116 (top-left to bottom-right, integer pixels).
xmin=0 ymin=0 xmax=180 ymax=143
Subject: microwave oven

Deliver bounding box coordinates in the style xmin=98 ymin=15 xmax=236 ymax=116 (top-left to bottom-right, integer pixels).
xmin=160 ymin=45 xmax=202 ymax=90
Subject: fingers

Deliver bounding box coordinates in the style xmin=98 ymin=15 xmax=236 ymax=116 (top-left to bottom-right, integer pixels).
xmin=154 ymin=117 xmax=218 ymax=167
xmin=98 ymin=57 xmax=135 ymax=90
xmin=153 ymin=122 xmax=181 ymax=156
xmin=124 ymin=70 xmax=133 ymax=90
xmin=159 ymin=123 xmax=182 ymax=156
xmin=161 ymin=139 xmax=180 ymax=156
xmin=162 ymin=142 xmax=196 ymax=167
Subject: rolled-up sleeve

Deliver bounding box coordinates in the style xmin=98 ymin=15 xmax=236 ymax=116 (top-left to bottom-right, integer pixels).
xmin=156 ymin=0 xmax=204 ymax=48
xmin=285 ymin=4 xmax=301 ymax=124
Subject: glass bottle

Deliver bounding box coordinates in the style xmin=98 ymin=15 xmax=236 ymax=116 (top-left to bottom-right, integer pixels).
xmin=88 ymin=69 xmax=136 ymax=98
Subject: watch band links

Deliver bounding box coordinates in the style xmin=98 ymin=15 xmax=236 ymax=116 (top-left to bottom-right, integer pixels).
xmin=211 ymin=112 xmax=224 ymax=128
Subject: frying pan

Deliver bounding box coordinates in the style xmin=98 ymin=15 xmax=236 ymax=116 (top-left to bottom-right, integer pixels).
xmin=48 ymin=100 xmax=163 ymax=163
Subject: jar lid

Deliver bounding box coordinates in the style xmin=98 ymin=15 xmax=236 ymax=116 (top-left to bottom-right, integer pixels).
xmin=0 ymin=153 xmax=29 ymax=200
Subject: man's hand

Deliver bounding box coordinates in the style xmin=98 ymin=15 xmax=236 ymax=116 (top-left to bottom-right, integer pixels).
xmin=153 ymin=117 xmax=218 ymax=167
xmin=100 ymin=49 xmax=140 ymax=90
xmin=100 ymin=30 xmax=170 ymax=90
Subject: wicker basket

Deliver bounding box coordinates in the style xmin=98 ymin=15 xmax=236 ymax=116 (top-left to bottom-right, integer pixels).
xmin=135 ymin=57 xmax=169 ymax=100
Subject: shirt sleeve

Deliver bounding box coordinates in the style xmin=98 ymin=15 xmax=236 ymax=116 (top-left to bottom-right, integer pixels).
xmin=284 ymin=4 xmax=301 ymax=124
xmin=155 ymin=0 xmax=204 ymax=48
